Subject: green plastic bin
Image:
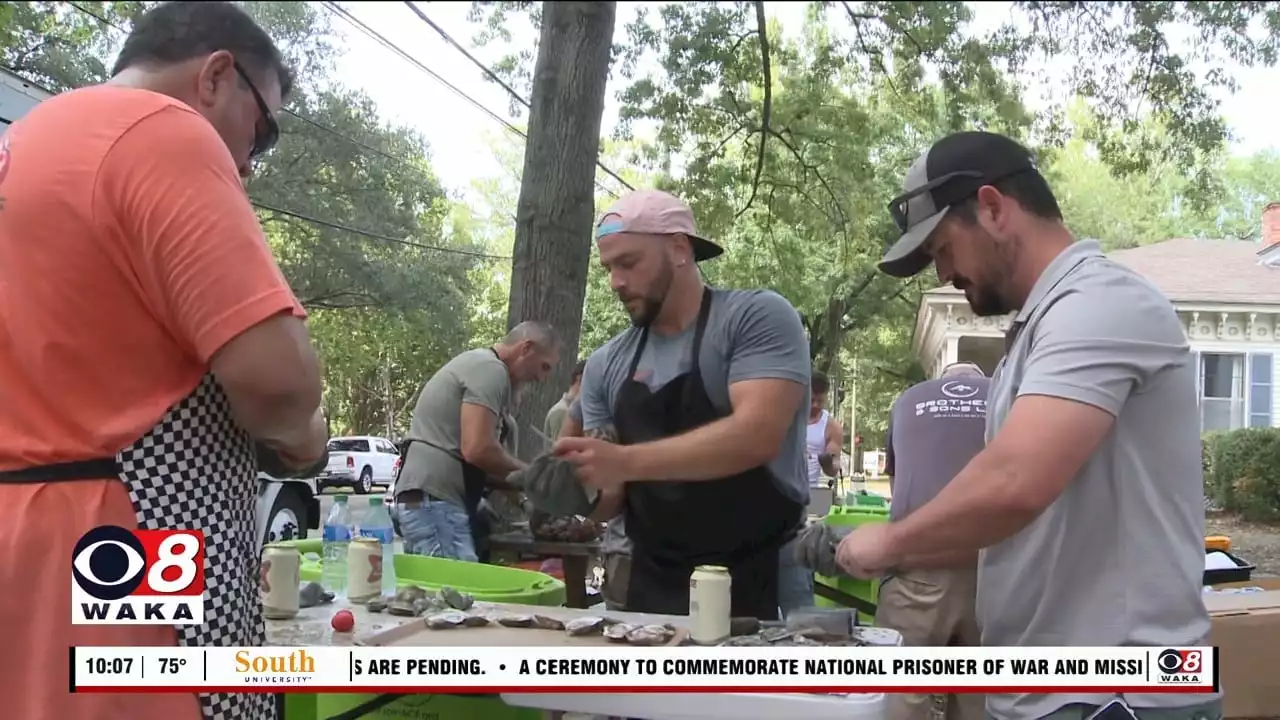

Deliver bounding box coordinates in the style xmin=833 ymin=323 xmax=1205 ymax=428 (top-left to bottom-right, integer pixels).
xmin=284 ymin=539 xmax=566 ymax=607
xmin=814 ymin=508 xmax=888 ymax=623
xmin=277 ymin=539 xmax=563 ymax=720
xmin=853 ymin=493 xmax=888 ymax=508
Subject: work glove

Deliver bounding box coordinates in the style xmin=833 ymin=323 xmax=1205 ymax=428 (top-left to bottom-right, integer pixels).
xmin=793 ymin=522 xmax=853 ymax=579
xmin=512 ymin=454 xmax=597 ymax=517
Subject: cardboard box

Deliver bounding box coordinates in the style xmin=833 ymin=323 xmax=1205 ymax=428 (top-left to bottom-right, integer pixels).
xmin=1203 ymin=578 xmax=1280 ymax=718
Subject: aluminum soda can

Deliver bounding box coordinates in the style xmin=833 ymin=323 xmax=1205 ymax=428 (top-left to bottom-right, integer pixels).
xmin=346 ymin=537 xmax=383 ymax=603
xmin=260 ymin=543 xmax=301 ymax=620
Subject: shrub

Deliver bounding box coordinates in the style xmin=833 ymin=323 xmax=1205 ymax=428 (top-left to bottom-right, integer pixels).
xmin=1201 ymin=431 xmax=1222 ymax=502
xmin=1208 ymin=427 xmax=1280 ymax=522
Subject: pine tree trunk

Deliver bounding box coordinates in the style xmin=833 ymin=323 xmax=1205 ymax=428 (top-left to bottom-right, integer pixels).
xmin=506 ymin=1 xmax=617 ymax=460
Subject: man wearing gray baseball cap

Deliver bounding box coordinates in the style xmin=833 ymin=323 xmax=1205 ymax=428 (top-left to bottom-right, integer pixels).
xmin=841 ymin=132 xmax=1218 ymax=720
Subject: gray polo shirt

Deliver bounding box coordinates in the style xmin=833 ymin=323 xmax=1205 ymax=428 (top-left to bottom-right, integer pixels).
xmin=980 ymin=240 xmax=1213 ymax=719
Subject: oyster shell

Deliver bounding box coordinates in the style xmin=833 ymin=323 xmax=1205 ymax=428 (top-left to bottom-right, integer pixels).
xmin=625 ymin=624 xmax=675 ymax=646
xmin=565 ymin=616 xmax=607 ymax=636
xmin=603 ymin=623 xmax=638 ymax=642
xmin=387 ymin=601 xmax=417 ymax=617
xmin=425 ymin=611 xmax=470 ymax=629
xmin=440 ymin=586 xmax=475 ymax=611
xmin=531 ymin=615 xmax=565 ymax=631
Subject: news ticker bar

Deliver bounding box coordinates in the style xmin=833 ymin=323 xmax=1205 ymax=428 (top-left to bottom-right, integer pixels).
xmin=71 ymin=645 xmax=1219 ymax=694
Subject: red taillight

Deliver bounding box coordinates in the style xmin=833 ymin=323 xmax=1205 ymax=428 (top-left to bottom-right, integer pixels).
xmin=393 ymin=458 xmax=401 ymax=472
xmin=346 ymin=456 xmax=354 ymax=468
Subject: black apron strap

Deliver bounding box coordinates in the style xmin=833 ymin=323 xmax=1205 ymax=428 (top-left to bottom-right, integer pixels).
xmin=682 ymin=287 xmax=714 ymax=405
xmin=0 ymin=457 xmax=119 ymax=484
xmin=626 ymin=325 xmax=651 ymax=379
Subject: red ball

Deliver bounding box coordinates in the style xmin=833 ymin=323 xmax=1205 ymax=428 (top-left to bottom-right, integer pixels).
xmin=331 ymin=609 xmax=355 ymax=633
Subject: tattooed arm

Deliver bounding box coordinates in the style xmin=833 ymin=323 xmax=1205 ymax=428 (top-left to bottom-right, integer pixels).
xmin=585 ymin=424 xmax=626 ymax=521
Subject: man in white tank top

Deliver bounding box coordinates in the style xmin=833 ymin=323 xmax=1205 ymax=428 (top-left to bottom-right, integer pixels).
xmin=806 ymin=372 xmax=844 ymax=487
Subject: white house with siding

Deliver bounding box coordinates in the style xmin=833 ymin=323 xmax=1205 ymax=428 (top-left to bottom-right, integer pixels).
xmin=912 ymin=206 xmax=1280 ymax=433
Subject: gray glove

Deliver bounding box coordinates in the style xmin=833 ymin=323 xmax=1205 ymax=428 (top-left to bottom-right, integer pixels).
xmin=511 ymin=454 xmax=596 ymax=517
xmin=793 ymin=522 xmax=852 ymax=578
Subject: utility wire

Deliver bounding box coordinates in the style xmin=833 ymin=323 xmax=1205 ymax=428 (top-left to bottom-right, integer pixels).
xmin=61 ymin=1 xmax=507 ymax=261
xmin=66 ymin=3 xmax=447 ymax=189
xmin=252 ymin=201 xmax=510 ymax=260
xmin=319 ymin=1 xmax=622 ymax=198
xmin=400 ymin=0 xmax=637 ymax=194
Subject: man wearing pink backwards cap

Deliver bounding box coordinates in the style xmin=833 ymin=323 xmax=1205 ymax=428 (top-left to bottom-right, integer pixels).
xmin=554 ymin=189 xmax=812 ymax=620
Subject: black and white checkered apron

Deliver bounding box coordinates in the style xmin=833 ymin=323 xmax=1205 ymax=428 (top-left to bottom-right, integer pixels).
xmin=117 ymin=374 xmax=273 ymax=720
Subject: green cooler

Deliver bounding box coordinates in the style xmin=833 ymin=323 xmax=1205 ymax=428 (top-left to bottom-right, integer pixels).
xmin=278 ymin=540 xmax=565 ymax=720
xmin=814 ymin=506 xmax=889 ymax=624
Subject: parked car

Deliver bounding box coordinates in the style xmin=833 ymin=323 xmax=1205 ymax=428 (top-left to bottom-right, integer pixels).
xmin=316 ymin=436 xmax=400 ymax=494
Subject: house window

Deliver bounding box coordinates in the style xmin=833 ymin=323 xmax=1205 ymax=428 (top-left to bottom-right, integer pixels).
xmin=1200 ymin=353 xmax=1245 ymax=431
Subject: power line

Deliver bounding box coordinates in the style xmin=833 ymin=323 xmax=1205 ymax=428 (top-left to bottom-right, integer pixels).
xmin=324 ymin=1 xmax=624 ymax=200
xmin=252 ymin=201 xmax=510 ymax=260
xmin=400 ymin=1 xmax=637 ymax=195
xmin=65 ymin=2 xmax=441 ymax=187
xmin=60 ymin=1 xmax=505 ymax=261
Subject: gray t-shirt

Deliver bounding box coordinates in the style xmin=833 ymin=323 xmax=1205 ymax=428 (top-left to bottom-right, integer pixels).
xmin=578 ymin=287 xmax=812 ymax=505
xmin=396 ymin=348 xmax=511 ymax=507
xmin=885 ymin=377 xmax=989 ymax=523
xmin=980 ymin=240 xmax=1214 ymax=719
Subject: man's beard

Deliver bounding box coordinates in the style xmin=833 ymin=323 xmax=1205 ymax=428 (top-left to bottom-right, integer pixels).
xmin=959 ymin=233 xmax=1017 ymax=317
xmin=963 ymin=280 xmax=1010 ymax=316
xmin=622 ymin=258 xmax=674 ymax=327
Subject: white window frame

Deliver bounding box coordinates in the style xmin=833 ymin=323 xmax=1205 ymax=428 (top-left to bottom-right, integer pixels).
xmin=1198 ymin=351 xmax=1247 ymax=432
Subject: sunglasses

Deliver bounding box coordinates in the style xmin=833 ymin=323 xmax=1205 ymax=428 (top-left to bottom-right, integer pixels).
xmin=887 ymin=167 xmax=1030 ymax=233
xmin=232 ymin=60 xmax=280 ymax=160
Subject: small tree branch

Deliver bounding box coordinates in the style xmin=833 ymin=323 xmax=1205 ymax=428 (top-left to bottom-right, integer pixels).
xmin=734 ymin=0 xmax=773 ymax=220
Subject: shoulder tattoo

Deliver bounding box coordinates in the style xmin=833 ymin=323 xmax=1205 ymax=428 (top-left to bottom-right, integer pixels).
xmin=586 ymin=424 xmax=619 ymax=443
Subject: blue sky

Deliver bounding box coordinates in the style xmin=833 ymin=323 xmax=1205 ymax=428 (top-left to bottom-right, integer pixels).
xmin=329 ymin=1 xmax=1280 ymax=208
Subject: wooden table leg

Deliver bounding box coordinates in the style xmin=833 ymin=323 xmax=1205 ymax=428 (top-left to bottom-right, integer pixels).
xmin=562 ymin=555 xmax=589 ymax=609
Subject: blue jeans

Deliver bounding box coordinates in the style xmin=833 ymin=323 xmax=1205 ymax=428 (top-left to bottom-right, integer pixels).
xmin=398 ymin=500 xmax=478 ymax=562
xmin=777 ymin=533 xmax=814 ymax=617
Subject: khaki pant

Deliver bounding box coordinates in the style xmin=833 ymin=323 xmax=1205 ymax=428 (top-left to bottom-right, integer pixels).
xmin=876 ymin=568 xmax=983 ymax=720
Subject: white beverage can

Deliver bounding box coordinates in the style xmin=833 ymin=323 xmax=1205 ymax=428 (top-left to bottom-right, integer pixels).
xmin=346 ymin=537 xmax=383 ymax=603
xmin=689 ymin=565 xmax=731 ymax=644
xmin=260 ymin=544 xmax=301 ymax=620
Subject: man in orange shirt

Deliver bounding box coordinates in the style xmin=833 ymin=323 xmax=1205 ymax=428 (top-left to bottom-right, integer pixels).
xmin=0 ymin=3 xmax=325 ymax=719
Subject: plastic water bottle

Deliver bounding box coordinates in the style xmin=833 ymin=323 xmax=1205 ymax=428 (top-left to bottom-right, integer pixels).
xmin=359 ymin=497 xmax=397 ymax=595
xmin=322 ymin=495 xmax=353 ymax=600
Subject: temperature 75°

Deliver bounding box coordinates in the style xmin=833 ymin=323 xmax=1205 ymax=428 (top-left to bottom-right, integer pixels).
xmin=159 ymin=657 xmax=188 ymax=674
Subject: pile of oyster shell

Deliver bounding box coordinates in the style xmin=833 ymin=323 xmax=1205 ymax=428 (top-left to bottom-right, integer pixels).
xmin=716 ymin=625 xmax=867 ymax=647
xmin=529 ymin=511 xmax=603 ymax=543
xmin=424 ymin=611 xmax=680 ymax=646
xmin=366 ymin=585 xmax=476 ymax=617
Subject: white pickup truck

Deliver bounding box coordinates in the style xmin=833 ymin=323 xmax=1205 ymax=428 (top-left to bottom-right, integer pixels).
xmin=316 ymin=435 xmax=400 ymax=495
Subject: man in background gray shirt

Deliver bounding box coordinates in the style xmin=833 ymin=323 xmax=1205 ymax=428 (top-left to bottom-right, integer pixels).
xmin=879 ymin=362 xmax=988 ymax=720
xmin=395 ymin=322 xmax=560 ymax=562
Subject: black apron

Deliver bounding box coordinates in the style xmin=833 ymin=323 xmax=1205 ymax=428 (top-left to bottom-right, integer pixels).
xmin=0 ymin=375 xmax=272 ymax=720
xmin=616 ymin=288 xmax=803 ymax=620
